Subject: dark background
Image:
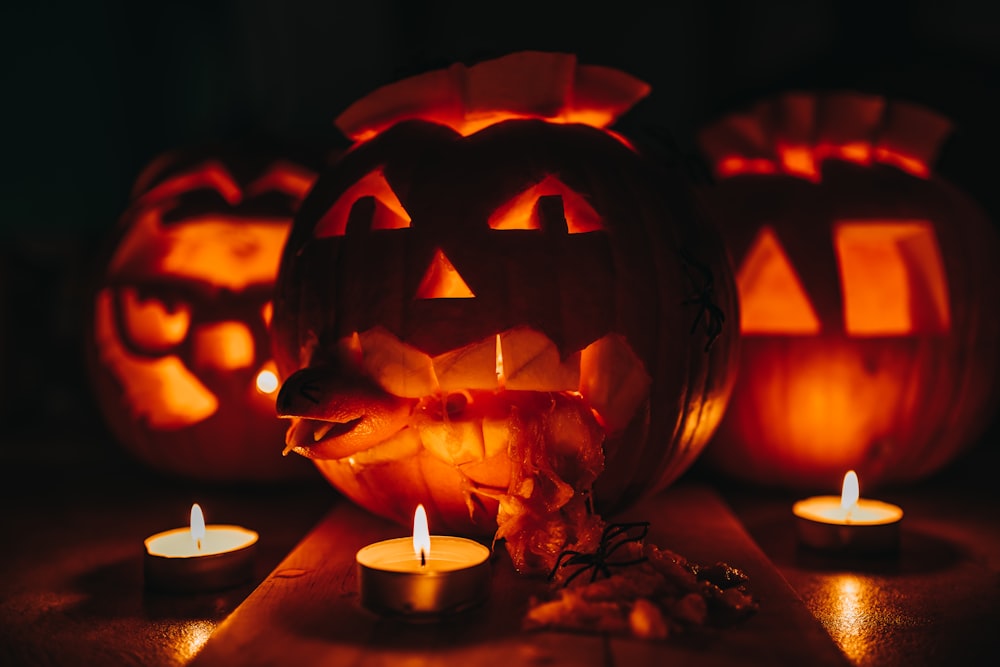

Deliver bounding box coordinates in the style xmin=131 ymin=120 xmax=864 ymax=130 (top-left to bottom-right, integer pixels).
xmin=1 ymin=0 xmax=998 ymax=473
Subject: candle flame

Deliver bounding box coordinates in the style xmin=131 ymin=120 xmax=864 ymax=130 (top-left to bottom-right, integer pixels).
xmin=255 ymin=369 xmax=279 ymax=394
xmin=413 ymin=504 xmax=430 ymax=565
xmin=495 ymin=334 xmax=505 ymax=389
xmin=190 ymin=503 xmax=206 ymax=551
xmin=841 ymin=470 xmax=860 ymax=511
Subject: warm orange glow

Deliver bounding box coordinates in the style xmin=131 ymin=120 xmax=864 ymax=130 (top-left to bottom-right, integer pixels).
xmin=809 ymin=574 xmax=897 ymax=665
xmin=415 ymin=249 xmax=475 ymax=299
xmin=335 ymin=52 xmax=650 ymax=144
xmin=95 ymin=290 xmax=219 ymax=426
xmin=841 ymin=470 xmax=860 ymax=510
xmin=111 ymin=216 xmax=290 ymax=290
xmin=487 ymin=174 xmax=603 ymax=233
xmin=173 ymin=621 xmax=217 ymax=664
xmin=136 ymin=162 xmax=242 ymax=209
xmin=256 ymin=368 xmax=279 ymax=394
xmin=495 ymin=334 xmax=506 ymax=389
xmin=835 ymin=221 xmax=949 ymax=334
xmin=120 ymin=287 xmax=191 ymax=352
xmin=778 ymin=144 xmax=818 ymax=181
xmin=412 ymin=504 xmax=430 ymax=563
xmin=814 ymin=141 xmax=872 ymax=165
xmin=190 ymin=503 xmax=206 ymax=551
xmin=261 ymin=301 xmax=273 ymax=328
xmin=246 ymin=163 xmax=317 ymax=200
xmin=737 ymin=226 xmax=820 ymax=334
xmin=314 ymin=168 xmax=411 ymax=238
xmin=716 ymin=156 xmax=778 ymax=178
xmin=703 ymin=93 xmax=947 ymax=182
xmin=734 ymin=343 xmax=909 ymax=473
xmin=872 ymin=147 xmax=930 ymax=178
xmin=192 ymin=322 xmax=255 ymax=370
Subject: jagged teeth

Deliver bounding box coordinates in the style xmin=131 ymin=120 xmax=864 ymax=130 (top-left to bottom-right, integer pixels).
xmin=313 ymin=422 xmax=336 ymax=442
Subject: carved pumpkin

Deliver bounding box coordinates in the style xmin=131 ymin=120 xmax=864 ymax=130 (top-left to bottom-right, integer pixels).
xmin=271 ymin=52 xmax=739 ymax=562
xmin=87 ymin=146 xmax=319 ymax=483
xmin=698 ymin=92 xmax=1000 ymax=490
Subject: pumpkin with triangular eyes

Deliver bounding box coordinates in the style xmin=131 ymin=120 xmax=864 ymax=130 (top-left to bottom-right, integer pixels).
xmin=270 ymin=52 xmax=739 ymax=571
xmin=698 ymin=92 xmax=1000 ymax=491
xmin=86 ymin=145 xmax=319 ymax=483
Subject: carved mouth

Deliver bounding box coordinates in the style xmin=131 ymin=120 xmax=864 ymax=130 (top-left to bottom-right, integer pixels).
xmin=283 ymin=412 xmax=403 ymax=460
xmin=277 ymin=326 xmax=650 ymax=463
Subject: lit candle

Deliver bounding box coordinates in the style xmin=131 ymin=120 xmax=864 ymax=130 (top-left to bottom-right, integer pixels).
xmin=356 ymin=504 xmax=492 ymax=618
xmin=144 ymin=503 xmax=258 ymax=593
xmin=793 ymin=470 xmax=903 ymax=554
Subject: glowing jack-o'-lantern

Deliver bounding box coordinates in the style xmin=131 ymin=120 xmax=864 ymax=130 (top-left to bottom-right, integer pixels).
xmin=271 ymin=52 xmax=739 ymax=568
xmin=87 ymin=146 xmax=319 ymax=483
xmin=698 ymin=92 xmax=1000 ymax=490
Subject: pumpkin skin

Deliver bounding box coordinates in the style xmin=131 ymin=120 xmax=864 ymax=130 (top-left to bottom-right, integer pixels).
xmin=86 ymin=146 xmax=319 ymax=483
xmin=699 ymin=96 xmax=1000 ymax=491
xmin=271 ymin=79 xmax=739 ymax=538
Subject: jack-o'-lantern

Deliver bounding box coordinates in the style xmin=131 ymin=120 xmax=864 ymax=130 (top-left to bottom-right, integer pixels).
xmin=698 ymin=92 xmax=1000 ymax=491
xmin=271 ymin=52 xmax=739 ymax=570
xmin=86 ymin=145 xmax=319 ymax=483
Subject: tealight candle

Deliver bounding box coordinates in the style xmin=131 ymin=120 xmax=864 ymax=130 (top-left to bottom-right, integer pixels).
xmin=793 ymin=470 xmax=903 ymax=555
xmin=356 ymin=504 xmax=491 ymax=619
xmin=144 ymin=503 xmax=258 ymax=593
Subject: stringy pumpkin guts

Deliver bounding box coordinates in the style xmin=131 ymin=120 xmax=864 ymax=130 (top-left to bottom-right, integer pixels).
xmin=492 ymin=391 xmax=606 ymax=574
xmin=525 ymin=540 xmax=758 ymax=640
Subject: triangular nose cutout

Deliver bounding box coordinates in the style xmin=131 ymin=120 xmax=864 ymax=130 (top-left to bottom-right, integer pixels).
xmin=415 ymin=249 xmax=475 ymax=299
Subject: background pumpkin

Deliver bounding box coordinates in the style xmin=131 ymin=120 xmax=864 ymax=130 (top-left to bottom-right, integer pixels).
xmin=697 ymin=91 xmax=1000 ymax=491
xmin=86 ymin=144 xmax=320 ymax=483
xmin=270 ymin=52 xmax=740 ymax=547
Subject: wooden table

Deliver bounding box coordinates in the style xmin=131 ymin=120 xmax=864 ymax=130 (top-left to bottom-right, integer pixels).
xmin=1 ymin=430 xmax=998 ymax=666
xmin=190 ymin=484 xmax=848 ymax=667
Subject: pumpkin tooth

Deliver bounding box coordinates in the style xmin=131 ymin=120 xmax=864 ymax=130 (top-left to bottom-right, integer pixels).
xmin=313 ymin=421 xmax=336 ymax=442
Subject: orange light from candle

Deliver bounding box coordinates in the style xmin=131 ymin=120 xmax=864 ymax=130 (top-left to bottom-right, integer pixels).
xmin=495 ymin=334 xmax=506 ymax=389
xmin=413 ymin=504 xmax=430 ymax=566
xmin=190 ymin=503 xmax=206 ymax=551
xmin=255 ymin=368 xmax=279 ymax=394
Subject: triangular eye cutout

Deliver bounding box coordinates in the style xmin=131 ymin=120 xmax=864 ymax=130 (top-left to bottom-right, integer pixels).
xmin=415 ymin=249 xmax=475 ymax=299
xmin=737 ymin=226 xmax=820 ymax=334
xmin=314 ymin=167 xmax=411 ymax=238
xmin=488 ymin=175 xmax=603 ymax=233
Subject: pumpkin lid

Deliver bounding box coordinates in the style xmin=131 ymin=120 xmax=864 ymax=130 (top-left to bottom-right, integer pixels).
xmin=335 ymin=50 xmax=651 ymax=142
xmin=698 ymin=91 xmax=954 ymax=181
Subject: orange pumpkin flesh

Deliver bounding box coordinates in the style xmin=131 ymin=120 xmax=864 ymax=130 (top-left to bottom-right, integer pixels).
xmin=699 ymin=93 xmax=1000 ymax=491
xmin=272 ymin=53 xmax=739 ymax=571
xmin=87 ymin=148 xmax=319 ymax=483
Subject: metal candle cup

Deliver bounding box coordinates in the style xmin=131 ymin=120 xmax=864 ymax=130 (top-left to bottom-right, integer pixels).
xmin=356 ymin=505 xmax=491 ymax=619
xmin=144 ymin=504 xmax=258 ymax=593
xmin=793 ymin=471 xmax=903 ymax=555
xmin=356 ymin=536 xmax=491 ymax=618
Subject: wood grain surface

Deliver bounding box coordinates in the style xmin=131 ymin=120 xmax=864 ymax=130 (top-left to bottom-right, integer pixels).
xmin=191 ymin=484 xmax=850 ymax=666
